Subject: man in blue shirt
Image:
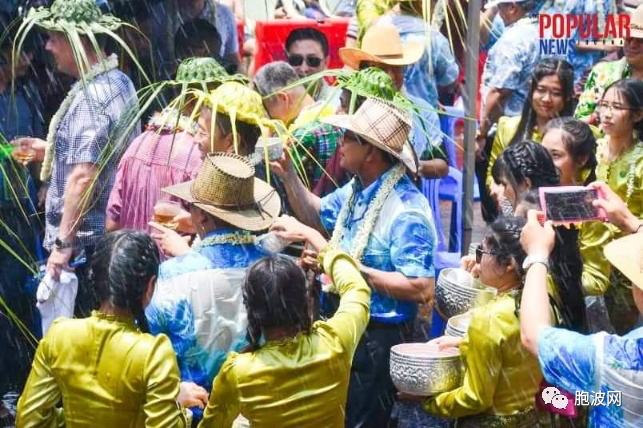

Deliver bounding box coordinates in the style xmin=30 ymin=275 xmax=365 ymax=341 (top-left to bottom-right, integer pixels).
xmin=147 ymin=153 xmax=281 ymax=422
xmin=271 ymin=98 xmax=436 ymax=428
xmin=520 ymin=183 xmax=643 ymax=428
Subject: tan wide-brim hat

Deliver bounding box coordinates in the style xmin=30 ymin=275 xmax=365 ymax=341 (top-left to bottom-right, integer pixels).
xmin=629 ymin=4 xmax=643 ymax=39
xmin=322 ymin=98 xmax=418 ymax=173
xmin=340 ymin=24 xmax=424 ymax=70
xmin=604 ymin=234 xmax=643 ymax=290
xmin=162 ymin=153 xmax=281 ymax=232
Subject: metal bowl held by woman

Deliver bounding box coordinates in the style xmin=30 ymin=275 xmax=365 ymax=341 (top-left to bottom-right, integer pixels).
xmin=390 ymin=343 xmax=463 ymax=396
xmin=436 ymin=268 xmax=496 ymax=319
xmin=445 ymin=312 xmax=472 ymax=338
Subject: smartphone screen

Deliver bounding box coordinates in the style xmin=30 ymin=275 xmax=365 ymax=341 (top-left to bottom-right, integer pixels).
xmin=540 ymin=187 xmax=602 ymax=223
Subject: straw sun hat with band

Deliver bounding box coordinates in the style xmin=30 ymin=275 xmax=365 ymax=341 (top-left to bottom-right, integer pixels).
xmin=629 ymin=4 xmax=643 ymax=40
xmin=322 ymin=97 xmax=418 ymax=173
xmin=162 ymin=152 xmax=281 ymax=232
xmin=605 ymin=234 xmax=643 ymax=290
xmin=339 ymin=24 xmax=424 ymax=70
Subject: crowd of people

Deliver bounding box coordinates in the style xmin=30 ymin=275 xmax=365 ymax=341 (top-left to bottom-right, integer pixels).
xmin=0 ymin=0 xmax=641 ymax=427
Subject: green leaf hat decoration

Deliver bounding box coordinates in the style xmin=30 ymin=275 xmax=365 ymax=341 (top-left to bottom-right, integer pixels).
xmin=31 ymin=0 xmax=121 ymax=34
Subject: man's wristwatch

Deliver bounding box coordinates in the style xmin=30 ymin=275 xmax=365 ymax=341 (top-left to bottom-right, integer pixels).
xmin=54 ymin=237 xmax=74 ymax=250
xmin=522 ymin=255 xmax=549 ymax=271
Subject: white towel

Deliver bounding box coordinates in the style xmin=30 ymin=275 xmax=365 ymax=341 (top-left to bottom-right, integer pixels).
xmin=37 ymin=271 xmax=78 ymax=335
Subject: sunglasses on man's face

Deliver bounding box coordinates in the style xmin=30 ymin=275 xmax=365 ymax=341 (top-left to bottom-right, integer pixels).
xmin=287 ymin=54 xmax=323 ymax=67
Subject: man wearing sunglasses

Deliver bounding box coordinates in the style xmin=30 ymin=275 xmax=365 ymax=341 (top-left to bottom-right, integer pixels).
xmin=285 ymin=27 xmax=332 ymax=102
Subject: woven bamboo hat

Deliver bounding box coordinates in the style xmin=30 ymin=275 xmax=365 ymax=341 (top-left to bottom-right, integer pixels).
xmin=339 ymin=24 xmax=423 ymax=70
xmin=29 ymin=0 xmax=123 ymax=34
xmin=604 ymin=234 xmax=643 ymax=290
xmin=629 ymin=4 xmax=643 ymax=39
xmin=162 ymin=153 xmax=281 ymax=231
xmin=322 ymin=98 xmax=418 ymax=172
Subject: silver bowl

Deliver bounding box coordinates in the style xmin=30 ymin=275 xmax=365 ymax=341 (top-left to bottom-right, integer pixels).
xmin=436 ymin=268 xmax=496 ymax=319
xmin=390 ymin=343 xmax=463 ymax=396
xmin=445 ymin=313 xmax=472 ymax=338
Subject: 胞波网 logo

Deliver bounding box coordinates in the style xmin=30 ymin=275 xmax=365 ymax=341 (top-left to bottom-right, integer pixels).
xmin=539 ymin=13 xmax=630 ymax=57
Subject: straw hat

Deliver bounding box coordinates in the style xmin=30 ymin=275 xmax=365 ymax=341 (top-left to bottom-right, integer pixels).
xmin=162 ymin=153 xmax=281 ymax=231
xmin=339 ymin=24 xmax=424 ymax=70
xmin=29 ymin=0 xmax=123 ymax=34
xmin=629 ymin=4 xmax=643 ymax=39
xmin=604 ymin=234 xmax=643 ymax=290
xmin=322 ymin=98 xmax=418 ymax=173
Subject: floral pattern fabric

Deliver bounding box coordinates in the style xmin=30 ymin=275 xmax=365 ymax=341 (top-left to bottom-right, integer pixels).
xmin=575 ymin=58 xmax=631 ymax=122
xmin=481 ymin=17 xmax=541 ymax=118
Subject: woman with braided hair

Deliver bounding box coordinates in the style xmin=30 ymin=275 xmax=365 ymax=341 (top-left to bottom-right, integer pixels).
xmin=198 ymin=222 xmax=371 ymax=427
xmin=17 ymin=230 xmax=203 ymax=426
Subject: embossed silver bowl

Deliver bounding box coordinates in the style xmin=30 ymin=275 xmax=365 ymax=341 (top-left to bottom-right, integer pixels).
xmin=390 ymin=343 xmax=463 ymax=396
xmin=445 ymin=313 xmax=472 ymax=338
xmin=436 ymin=268 xmax=496 ymax=319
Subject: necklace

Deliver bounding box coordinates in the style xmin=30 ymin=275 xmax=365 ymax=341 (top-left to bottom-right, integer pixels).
xmin=193 ymin=231 xmax=255 ymax=249
xmin=329 ymin=164 xmax=406 ymax=261
xmin=40 ymin=54 xmax=119 ymax=181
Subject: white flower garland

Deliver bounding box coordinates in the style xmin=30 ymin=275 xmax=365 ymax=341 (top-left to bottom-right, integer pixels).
xmin=40 ymin=53 xmax=119 ymax=181
xmin=193 ymin=231 xmax=255 ymax=248
xmin=147 ymin=108 xmax=198 ymax=135
xmin=329 ymin=163 xmax=406 ymax=261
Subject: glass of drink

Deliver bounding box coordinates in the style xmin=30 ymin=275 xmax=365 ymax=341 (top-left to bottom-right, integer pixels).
xmin=11 ymin=137 xmax=35 ymax=165
xmin=152 ymin=200 xmax=181 ymax=230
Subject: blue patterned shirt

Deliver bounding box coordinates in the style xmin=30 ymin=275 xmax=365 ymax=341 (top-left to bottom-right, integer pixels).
xmin=538 ymin=326 xmax=643 ymax=428
xmin=378 ymin=13 xmax=459 ymax=108
xmin=481 ymin=16 xmax=541 ymax=118
xmin=320 ymin=166 xmax=436 ymax=323
xmin=44 ymin=68 xmax=138 ymax=250
xmin=146 ymin=230 xmax=267 ymax=420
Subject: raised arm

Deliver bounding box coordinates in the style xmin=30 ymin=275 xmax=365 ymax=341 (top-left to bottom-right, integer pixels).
xmin=320 ymin=246 xmax=371 ymax=354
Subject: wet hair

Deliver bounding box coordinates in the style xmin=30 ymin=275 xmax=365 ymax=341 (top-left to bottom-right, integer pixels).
xmin=215 ymin=112 xmax=261 ymax=156
xmin=514 ymin=190 xmax=587 ymax=333
xmin=510 ymin=58 xmax=575 ymax=146
xmin=543 ymin=117 xmax=597 ymax=185
xmin=492 ymin=141 xmax=560 ymax=199
xmin=175 ymin=19 xmax=223 ymax=61
xmin=89 ymin=230 xmax=160 ymax=333
xmin=600 ymin=78 xmax=643 ymax=140
xmin=242 ymin=255 xmax=311 ymax=352
xmin=483 ymin=216 xmax=528 ymax=281
xmin=285 ymin=27 xmax=329 ymax=57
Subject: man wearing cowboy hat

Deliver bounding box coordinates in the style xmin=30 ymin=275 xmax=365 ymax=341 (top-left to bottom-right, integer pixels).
xmin=376 ymin=0 xmax=460 ymax=108
xmin=10 ymin=0 xmax=139 ymax=317
xmin=146 ymin=152 xmax=281 ymax=422
xmin=576 ymin=4 xmax=643 ymax=123
xmin=339 ymin=23 xmax=448 ymax=179
xmin=519 ymin=181 xmax=643 ymax=428
xmin=271 ymin=98 xmax=436 ymax=427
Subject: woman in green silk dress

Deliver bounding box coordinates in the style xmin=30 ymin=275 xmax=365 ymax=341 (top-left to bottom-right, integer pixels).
xmin=412 ymin=218 xmax=542 ymax=427
xmin=594 ymin=78 xmax=643 ymax=333
xmin=17 ymin=231 xmax=200 ymax=427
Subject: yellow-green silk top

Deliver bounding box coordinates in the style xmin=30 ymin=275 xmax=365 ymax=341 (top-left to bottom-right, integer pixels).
xmin=424 ymin=293 xmax=542 ymax=418
xmin=198 ymin=248 xmax=371 ymax=428
xmin=597 ymin=139 xmax=643 ymax=223
xmin=486 ymin=115 xmax=543 ymax=191
xmin=17 ymin=312 xmax=187 ymax=427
